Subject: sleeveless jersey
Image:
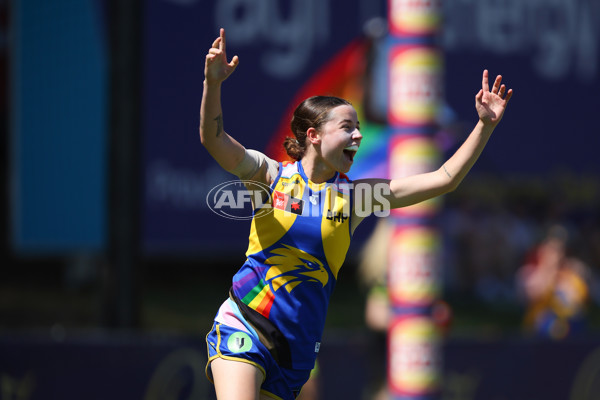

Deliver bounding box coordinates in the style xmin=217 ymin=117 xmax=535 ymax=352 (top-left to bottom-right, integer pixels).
xmin=230 ymin=161 xmax=353 ymax=369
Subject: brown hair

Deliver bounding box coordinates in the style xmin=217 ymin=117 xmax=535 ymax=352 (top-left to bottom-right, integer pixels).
xmin=283 ymin=96 xmax=352 ymax=161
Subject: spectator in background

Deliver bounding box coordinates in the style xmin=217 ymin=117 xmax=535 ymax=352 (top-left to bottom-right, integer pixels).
xmin=516 ymin=225 xmax=590 ymax=340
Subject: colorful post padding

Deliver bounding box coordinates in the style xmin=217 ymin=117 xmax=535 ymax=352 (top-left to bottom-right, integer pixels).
xmin=387 ymin=1 xmax=444 ymax=399
xmin=388 ymin=46 xmax=443 ymax=127
xmin=388 ymin=135 xmax=442 ymax=218
xmin=388 ymin=315 xmax=442 ymax=396
xmin=388 ymin=0 xmax=443 ymax=37
xmin=388 ymin=225 xmax=442 ymax=307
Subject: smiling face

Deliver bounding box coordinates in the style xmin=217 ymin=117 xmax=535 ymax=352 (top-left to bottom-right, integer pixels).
xmin=316 ymin=105 xmax=362 ymax=175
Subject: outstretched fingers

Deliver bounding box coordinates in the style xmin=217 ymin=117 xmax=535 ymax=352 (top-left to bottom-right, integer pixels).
xmin=492 ymin=74 xmax=502 ymax=94
xmin=482 ymin=70 xmax=504 ymax=94
xmin=498 ymin=84 xmax=506 ymax=97
xmin=219 ymin=28 xmax=239 ymax=69
xmin=219 ymin=28 xmax=225 ymax=51
xmin=497 ymin=80 xmax=514 ymax=103
xmin=482 ymin=69 xmax=513 ymax=102
xmin=229 ymin=55 xmax=239 ymax=69
xmin=482 ymin=69 xmax=489 ymax=93
xmin=205 ymin=28 xmax=239 ymax=82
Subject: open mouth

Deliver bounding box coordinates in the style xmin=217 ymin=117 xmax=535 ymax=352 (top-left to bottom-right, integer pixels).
xmin=343 ymin=145 xmax=359 ymax=162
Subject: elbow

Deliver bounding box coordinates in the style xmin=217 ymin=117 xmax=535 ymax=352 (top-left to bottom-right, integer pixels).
xmin=199 ymin=127 xmax=208 ymax=147
xmin=439 ymin=167 xmax=461 ymax=194
xmin=445 ymin=180 xmax=460 ymax=194
xmin=443 ymin=178 xmax=462 ymax=194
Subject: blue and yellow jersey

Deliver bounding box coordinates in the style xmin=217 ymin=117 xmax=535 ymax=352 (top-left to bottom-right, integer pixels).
xmin=230 ymin=160 xmax=353 ymax=369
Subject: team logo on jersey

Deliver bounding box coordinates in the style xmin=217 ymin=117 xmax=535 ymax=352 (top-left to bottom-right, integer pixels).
xmin=265 ymin=244 xmax=329 ymax=292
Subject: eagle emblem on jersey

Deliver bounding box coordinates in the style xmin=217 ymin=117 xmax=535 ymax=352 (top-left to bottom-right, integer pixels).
xmin=264 ymin=244 xmax=329 ymax=292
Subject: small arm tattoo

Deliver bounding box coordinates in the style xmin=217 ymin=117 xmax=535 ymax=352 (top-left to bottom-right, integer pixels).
xmin=443 ymin=165 xmax=452 ymax=178
xmin=214 ymin=114 xmax=223 ymax=137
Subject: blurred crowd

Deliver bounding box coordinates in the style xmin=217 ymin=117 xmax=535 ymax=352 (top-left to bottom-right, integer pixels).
xmin=353 ymin=179 xmax=599 ymax=399
xmin=441 ymin=177 xmax=600 ymax=339
xmin=357 ymin=173 xmax=600 ymax=341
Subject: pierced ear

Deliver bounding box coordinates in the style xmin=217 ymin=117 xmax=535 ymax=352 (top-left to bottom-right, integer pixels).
xmin=306 ymin=127 xmax=320 ymax=144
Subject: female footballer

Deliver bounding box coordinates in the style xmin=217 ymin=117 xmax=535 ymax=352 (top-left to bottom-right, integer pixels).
xmin=200 ymin=28 xmax=512 ymax=400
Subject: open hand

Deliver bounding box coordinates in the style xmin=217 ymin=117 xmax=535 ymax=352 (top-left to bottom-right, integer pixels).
xmin=476 ymin=70 xmax=513 ymax=127
xmin=205 ymin=28 xmax=239 ymax=85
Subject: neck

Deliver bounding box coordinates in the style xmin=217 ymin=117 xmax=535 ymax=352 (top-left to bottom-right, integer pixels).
xmin=300 ymin=152 xmax=336 ymax=184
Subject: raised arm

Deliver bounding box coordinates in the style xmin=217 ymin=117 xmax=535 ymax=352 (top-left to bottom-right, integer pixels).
xmin=199 ymin=28 xmax=244 ymax=172
xmin=441 ymin=69 xmax=513 ymax=191
xmin=355 ymin=70 xmax=513 ymax=212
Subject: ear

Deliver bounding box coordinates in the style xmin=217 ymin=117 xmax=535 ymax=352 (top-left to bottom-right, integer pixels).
xmin=306 ymin=127 xmax=320 ymax=145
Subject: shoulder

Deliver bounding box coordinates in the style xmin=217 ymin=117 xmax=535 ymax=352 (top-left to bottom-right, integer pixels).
xmin=279 ymin=160 xmax=301 ymax=179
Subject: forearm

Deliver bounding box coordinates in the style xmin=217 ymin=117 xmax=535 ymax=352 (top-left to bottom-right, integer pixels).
xmin=199 ymin=81 xmax=224 ymax=146
xmin=441 ymin=120 xmax=495 ymax=191
xmin=199 ymin=81 xmax=244 ymax=171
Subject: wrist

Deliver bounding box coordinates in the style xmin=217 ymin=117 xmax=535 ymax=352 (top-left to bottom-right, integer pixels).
xmin=203 ymin=79 xmax=222 ymax=88
xmin=476 ymin=119 xmax=496 ymax=135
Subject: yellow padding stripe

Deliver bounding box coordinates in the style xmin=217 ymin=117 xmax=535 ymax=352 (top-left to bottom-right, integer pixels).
xmin=260 ymin=389 xmax=286 ymax=400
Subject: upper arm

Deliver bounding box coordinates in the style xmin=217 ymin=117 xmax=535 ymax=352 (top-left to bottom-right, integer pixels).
xmin=230 ymin=148 xmax=279 ymax=186
xmin=201 ymin=129 xmax=246 ymax=173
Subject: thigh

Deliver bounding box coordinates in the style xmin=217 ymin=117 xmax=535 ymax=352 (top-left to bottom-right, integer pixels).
xmin=206 ymin=322 xmax=305 ymax=400
xmin=211 ymin=357 xmax=263 ymax=400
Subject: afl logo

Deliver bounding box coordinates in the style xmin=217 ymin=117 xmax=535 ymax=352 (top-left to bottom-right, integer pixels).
xmin=206 ymin=180 xmax=273 ymax=220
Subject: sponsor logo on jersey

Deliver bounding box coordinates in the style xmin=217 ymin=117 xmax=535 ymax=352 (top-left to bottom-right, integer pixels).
xmin=326 ymin=209 xmax=348 ymax=223
xmin=273 ymin=191 xmax=304 ymax=215
xmin=227 ymin=332 xmax=253 ymax=353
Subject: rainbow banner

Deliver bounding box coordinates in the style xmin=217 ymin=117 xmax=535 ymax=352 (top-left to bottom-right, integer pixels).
xmin=387 ymin=1 xmax=444 ymax=399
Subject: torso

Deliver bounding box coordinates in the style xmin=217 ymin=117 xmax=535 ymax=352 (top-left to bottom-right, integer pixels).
xmin=231 ymin=160 xmax=353 ymax=369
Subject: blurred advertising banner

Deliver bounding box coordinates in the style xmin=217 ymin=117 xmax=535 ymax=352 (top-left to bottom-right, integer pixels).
xmin=7 ymin=0 xmax=599 ymax=255
xmin=141 ymin=0 xmax=599 ymax=255
xmin=2 ymin=333 xmax=600 ymax=400
xmin=0 ymin=333 xmax=210 ymax=400
xmin=140 ymin=0 xmax=387 ymax=254
xmin=10 ymin=0 xmax=108 ymax=252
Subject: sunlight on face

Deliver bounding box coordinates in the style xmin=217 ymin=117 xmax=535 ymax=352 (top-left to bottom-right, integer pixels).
xmin=318 ymin=105 xmax=362 ymax=174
